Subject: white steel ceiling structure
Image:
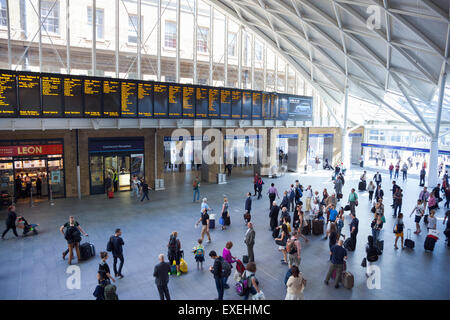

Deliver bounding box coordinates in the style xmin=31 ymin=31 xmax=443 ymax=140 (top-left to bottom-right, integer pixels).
xmin=208 ymin=0 xmax=450 ymax=134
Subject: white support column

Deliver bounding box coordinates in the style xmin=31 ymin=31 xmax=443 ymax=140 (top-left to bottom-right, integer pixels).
xmin=209 ymin=6 xmax=213 ymax=85
xmin=176 ymin=0 xmax=180 ymax=83
xmin=238 ymin=26 xmax=242 ymax=88
xmin=157 ymin=0 xmax=161 ymax=81
xmin=428 ymin=72 xmax=447 ymax=187
xmin=92 ymin=0 xmax=96 ymax=76
xmin=274 ymin=55 xmax=278 ymax=92
xmin=341 ymin=83 xmax=349 ymax=168
xmin=251 ymin=33 xmax=255 ymax=90
xmin=284 ymin=63 xmax=288 ymax=93
xmin=6 ymin=0 xmax=11 ymax=69
xmin=137 ymin=0 xmax=142 ymax=80
xmin=263 ymin=43 xmax=267 ymax=90
xmin=38 ymin=0 xmax=42 ymax=72
xmin=193 ymin=0 xmax=198 ymax=84
xmin=224 ymin=17 xmax=228 ymax=86
xmin=115 ymin=0 xmax=119 ymax=77
xmin=66 ymin=0 xmax=70 ymax=73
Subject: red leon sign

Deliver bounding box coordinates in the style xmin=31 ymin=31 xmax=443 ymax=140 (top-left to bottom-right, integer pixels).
xmin=0 ymin=144 xmax=63 ymax=157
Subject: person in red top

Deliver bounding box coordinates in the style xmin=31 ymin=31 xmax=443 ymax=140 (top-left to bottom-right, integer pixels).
xmin=389 ymin=163 xmax=394 ymax=180
xmin=253 ymin=174 xmax=259 ymax=196
xmin=423 ymin=160 xmax=427 ymax=169
xmin=394 ymin=162 xmax=400 ymax=180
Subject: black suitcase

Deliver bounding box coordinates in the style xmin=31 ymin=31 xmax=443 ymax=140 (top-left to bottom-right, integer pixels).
xmin=209 ymin=219 xmax=215 ymax=229
xmin=405 ymin=229 xmax=415 ymax=249
xmin=80 ymin=242 xmax=96 ymax=260
xmin=424 ymin=235 xmax=437 ymax=251
xmin=376 ymin=240 xmax=384 ymax=253
xmin=312 ymin=219 xmax=324 ymax=235
xmin=344 ymin=238 xmax=355 ymax=251
xmin=358 ymin=181 xmax=366 ymax=191
xmin=243 ymin=255 xmax=249 ymax=264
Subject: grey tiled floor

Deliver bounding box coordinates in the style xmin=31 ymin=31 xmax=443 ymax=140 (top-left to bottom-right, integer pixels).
xmin=0 ymin=166 xmax=449 ymax=300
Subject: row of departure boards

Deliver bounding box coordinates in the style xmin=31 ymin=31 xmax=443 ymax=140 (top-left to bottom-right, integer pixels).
xmin=0 ymin=71 xmax=287 ymax=119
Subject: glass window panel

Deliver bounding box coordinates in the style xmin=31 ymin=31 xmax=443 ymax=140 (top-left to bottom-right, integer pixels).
xmin=197 ymin=0 xmax=210 ymax=63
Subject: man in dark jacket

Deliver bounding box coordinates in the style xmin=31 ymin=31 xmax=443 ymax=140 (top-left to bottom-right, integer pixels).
xmin=209 ymin=250 xmax=225 ymax=300
xmin=373 ymin=172 xmax=382 ymax=187
xmin=2 ymin=205 xmax=18 ymax=239
xmin=280 ymin=191 xmax=289 ymax=210
xmin=141 ymin=181 xmax=150 ymax=201
xmin=153 ymin=253 xmax=171 ymax=300
xmin=110 ymin=228 xmax=125 ymax=278
xmin=391 ymin=181 xmax=400 ymax=207
xmin=245 ymin=192 xmax=252 ymax=214
xmin=419 ymin=168 xmax=426 ymax=186
xmin=269 ymin=202 xmax=280 ymax=231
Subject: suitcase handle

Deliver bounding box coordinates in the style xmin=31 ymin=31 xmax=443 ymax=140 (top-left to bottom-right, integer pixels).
xmin=406 ymin=228 xmax=411 ymax=240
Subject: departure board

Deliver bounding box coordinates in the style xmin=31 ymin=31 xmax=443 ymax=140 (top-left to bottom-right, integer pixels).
xmin=182 ymin=86 xmax=195 ymax=118
xmin=270 ymin=94 xmax=278 ymax=119
xmin=0 ymin=72 xmax=17 ymax=117
xmin=231 ymin=90 xmax=242 ymax=119
xmin=138 ymin=82 xmax=153 ymax=117
xmin=278 ymin=94 xmax=289 ymax=120
xmin=42 ymin=75 xmax=63 ymax=117
xmin=64 ymin=77 xmax=83 ymax=117
xmin=262 ymin=93 xmax=270 ymax=119
xmin=18 ymin=74 xmax=41 ymax=117
xmin=168 ymin=84 xmax=182 ymax=118
xmin=252 ymin=92 xmax=262 ymax=120
xmin=241 ymin=91 xmax=252 ymax=119
xmin=196 ymin=87 xmax=208 ymax=118
xmin=103 ymin=80 xmax=120 ymax=117
xmin=220 ymin=89 xmax=231 ymax=119
xmin=121 ymin=81 xmax=138 ymax=117
xmin=84 ymin=79 xmax=102 ymax=117
xmin=153 ymin=84 xmax=168 ymax=118
xmin=208 ymin=88 xmax=220 ymax=118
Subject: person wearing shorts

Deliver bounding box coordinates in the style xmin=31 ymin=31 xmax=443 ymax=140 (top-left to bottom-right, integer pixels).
xmin=394 ymin=213 xmax=405 ymax=249
xmin=196 ymin=209 xmax=211 ymax=243
xmin=410 ymin=200 xmax=424 ymax=234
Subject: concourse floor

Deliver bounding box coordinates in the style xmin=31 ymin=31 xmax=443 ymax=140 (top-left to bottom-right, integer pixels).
xmin=0 ymin=167 xmax=449 ymax=300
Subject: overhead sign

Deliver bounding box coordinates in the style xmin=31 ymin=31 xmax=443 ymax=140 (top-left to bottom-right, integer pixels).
xmin=0 ymin=144 xmax=63 ymax=157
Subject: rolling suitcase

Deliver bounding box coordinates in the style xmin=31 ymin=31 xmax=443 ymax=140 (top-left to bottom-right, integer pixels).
xmin=404 ymin=229 xmax=415 ymax=249
xmin=312 ymin=219 xmax=324 ymax=235
xmin=80 ymin=242 xmax=96 ymax=260
xmin=302 ymin=222 xmax=311 ymax=235
xmin=209 ymin=214 xmax=215 ymax=229
xmin=244 ymin=212 xmax=251 ymax=223
xmin=424 ymin=235 xmax=437 ymax=252
xmin=358 ymin=181 xmax=366 ymax=191
xmin=344 ymin=237 xmax=355 ymax=251
xmin=376 ymin=240 xmax=384 ymax=253
xmin=107 ymin=191 xmax=114 ymax=199
xmin=342 ymin=271 xmax=354 ymax=289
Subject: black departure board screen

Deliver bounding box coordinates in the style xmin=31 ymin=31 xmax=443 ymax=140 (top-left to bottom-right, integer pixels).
xmin=64 ymin=77 xmax=83 ymax=117
xmin=103 ymin=80 xmax=120 ymax=117
xmin=42 ymin=75 xmax=63 ymax=117
xmin=84 ymin=79 xmax=102 ymax=117
xmin=182 ymin=86 xmax=195 ymax=118
xmin=278 ymin=94 xmax=289 ymax=120
xmin=208 ymin=88 xmax=220 ymax=118
xmin=0 ymin=72 xmax=17 ymax=117
xmin=196 ymin=87 xmax=208 ymax=118
xmin=262 ymin=93 xmax=270 ymax=119
xmin=121 ymin=82 xmax=137 ymax=117
xmin=252 ymin=92 xmax=262 ymax=120
xmin=138 ymin=82 xmax=152 ymax=117
xmin=270 ymin=94 xmax=278 ymax=119
xmin=231 ymin=90 xmax=242 ymax=119
xmin=153 ymin=84 xmax=168 ymax=118
xmin=242 ymin=91 xmax=252 ymax=119
xmin=18 ymin=74 xmax=41 ymax=117
xmin=168 ymin=84 xmax=182 ymax=118
xmin=220 ymin=89 xmax=231 ymax=119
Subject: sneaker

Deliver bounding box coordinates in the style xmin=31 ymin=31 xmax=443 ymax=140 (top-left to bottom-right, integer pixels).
xmin=335 ymin=284 xmax=340 ymax=289
xmin=322 ymin=236 xmax=328 ymax=240
xmin=324 ymin=280 xmax=329 ymax=285
xmin=281 ymin=261 xmax=288 ymax=265
xmin=118 ymin=274 xmax=124 ymax=279
xmin=62 ymin=252 xmax=66 ymax=260
xmin=224 ymin=284 xmax=230 ymax=289
xmin=207 ymin=240 xmax=211 ymax=243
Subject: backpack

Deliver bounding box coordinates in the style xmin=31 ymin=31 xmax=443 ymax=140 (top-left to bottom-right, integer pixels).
xmin=295 ymin=187 xmax=302 ymax=199
xmin=287 ymin=238 xmax=298 ymax=255
xmin=168 ymin=235 xmax=179 ymax=253
xmin=193 ymin=180 xmax=198 ymax=188
xmin=104 ymin=284 xmax=118 ymax=300
xmin=221 ymin=259 xmax=232 ymax=278
xmin=194 ymin=246 xmax=204 ymax=258
xmin=65 ymin=226 xmax=81 ymax=243
xmin=106 ymin=236 xmax=113 ymax=252
xmin=289 ymin=189 xmax=295 ymax=200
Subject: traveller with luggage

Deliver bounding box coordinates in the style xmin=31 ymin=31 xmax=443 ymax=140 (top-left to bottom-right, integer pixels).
xmin=167 ymin=231 xmax=183 ymax=277
xmin=394 ymin=213 xmax=405 ymax=249
xmin=410 ymin=200 xmax=424 ymax=234
xmin=367 ymin=181 xmax=376 ymax=203
xmin=220 ymin=197 xmax=230 ymax=231
xmin=324 ymin=239 xmax=348 ymax=289
xmin=60 ymin=216 xmax=89 ymax=265
xmin=1 ymin=205 xmax=18 ymax=239
xmin=208 ymin=250 xmax=229 ymax=300
xmin=196 ymin=208 xmax=212 ymax=243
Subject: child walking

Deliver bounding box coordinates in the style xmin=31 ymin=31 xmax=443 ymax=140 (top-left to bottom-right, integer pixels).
xmin=192 ymin=239 xmax=205 ymax=270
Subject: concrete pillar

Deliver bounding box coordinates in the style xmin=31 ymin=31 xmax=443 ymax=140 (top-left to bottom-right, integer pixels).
xmin=428 ymin=138 xmax=439 ymax=187
xmin=298 ymin=128 xmax=308 ymax=172
xmin=260 ymin=128 xmax=277 ymax=176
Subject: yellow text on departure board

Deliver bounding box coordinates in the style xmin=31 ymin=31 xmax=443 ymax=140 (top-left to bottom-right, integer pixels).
xmin=64 ymin=78 xmax=82 ymax=97
xmin=42 ymin=77 xmax=61 ymax=96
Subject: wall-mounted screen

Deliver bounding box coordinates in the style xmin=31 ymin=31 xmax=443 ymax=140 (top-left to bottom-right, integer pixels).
xmin=208 ymin=88 xmax=220 ymax=118
xmin=154 ymin=84 xmax=168 ymax=118
xmin=138 ymin=82 xmax=153 ymax=118
xmin=42 ymin=75 xmax=63 ymax=117
xmin=168 ymin=84 xmax=182 ymax=118
xmin=121 ymin=81 xmax=138 ymax=117
xmin=64 ymin=77 xmax=83 ymax=117
xmin=18 ymin=74 xmax=41 ymax=117
xmin=182 ymin=86 xmax=195 ymax=118
xmin=84 ymin=79 xmax=102 ymax=117
xmin=0 ymin=72 xmax=17 ymax=117
xmin=288 ymin=96 xmax=313 ymax=121
xmin=252 ymin=92 xmax=262 ymax=120
xmin=103 ymin=80 xmax=120 ymax=117
xmin=220 ymin=89 xmax=231 ymax=119
xmin=196 ymin=87 xmax=208 ymax=118
xmin=231 ymin=90 xmax=241 ymax=119
xmin=242 ymin=91 xmax=252 ymax=119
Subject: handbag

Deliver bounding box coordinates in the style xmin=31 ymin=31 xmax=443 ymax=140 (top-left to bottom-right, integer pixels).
xmin=252 ymin=290 xmax=265 ymax=300
xmin=275 ymin=237 xmax=287 ymax=246
xmin=361 ymin=257 xmax=367 ymax=268
xmin=219 ymin=217 xmax=225 ymax=225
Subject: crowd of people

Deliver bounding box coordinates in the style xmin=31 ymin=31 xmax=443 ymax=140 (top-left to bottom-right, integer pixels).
xmin=3 ymin=159 xmax=450 ymax=301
